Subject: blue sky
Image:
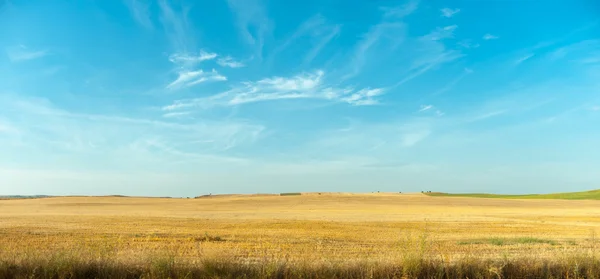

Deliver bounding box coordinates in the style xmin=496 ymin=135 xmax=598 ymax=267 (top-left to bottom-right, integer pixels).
xmin=1 ymin=0 xmax=599 ymax=196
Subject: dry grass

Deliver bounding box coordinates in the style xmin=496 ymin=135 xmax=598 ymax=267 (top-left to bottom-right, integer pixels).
xmin=2 ymin=193 xmax=600 ymax=278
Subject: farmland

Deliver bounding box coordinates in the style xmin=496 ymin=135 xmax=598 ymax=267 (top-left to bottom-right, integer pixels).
xmin=1 ymin=192 xmax=600 ymax=278
xmin=425 ymin=189 xmax=600 ymax=200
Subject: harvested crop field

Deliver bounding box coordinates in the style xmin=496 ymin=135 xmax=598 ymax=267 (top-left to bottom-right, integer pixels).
xmin=2 ymin=193 xmax=600 ymax=278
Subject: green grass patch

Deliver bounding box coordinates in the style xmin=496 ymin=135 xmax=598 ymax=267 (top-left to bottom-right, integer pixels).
xmin=280 ymin=193 xmax=302 ymax=196
xmin=426 ymin=189 xmax=600 ymax=200
xmin=458 ymin=237 xmax=557 ymax=246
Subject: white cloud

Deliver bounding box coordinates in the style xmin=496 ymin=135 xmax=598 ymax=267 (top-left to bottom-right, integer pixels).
xmin=163 ymin=70 xmax=386 ymax=110
xmin=162 ymin=111 xmax=191 ymax=118
xmin=440 ymin=8 xmax=460 ymax=18
xmin=169 ymin=50 xmax=218 ymax=65
xmin=418 ymin=105 xmax=444 ymax=116
xmin=6 ymin=45 xmax=48 ymax=62
xmin=422 ymin=25 xmax=457 ymax=41
xmin=217 ymin=56 xmax=245 ymax=68
xmin=515 ymin=53 xmax=534 ymax=65
xmin=380 ymin=0 xmax=420 ymax=18
xmin=591 ymin=106 xmax=599 ymax=111
xmin=483 ymin=34 xmax=499 ymax=40
xmin=419 ymin=105 xmax=433 ymax=112
xmin=340 ymin=88 xmax=385 ymax=106
xmin=125 ymin=0 xmax=153 ymax=29
xmin=167 ymin=69 xmax=226 ymax=89
xmin=458 ymin=40 xmax=480 ymax=49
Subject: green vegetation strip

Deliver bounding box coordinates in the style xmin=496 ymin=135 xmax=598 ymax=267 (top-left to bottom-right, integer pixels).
xmin=280 ymin=193 xmax=302 ymax=196
xmin=425 ymin=189 xmax=600 ymax=200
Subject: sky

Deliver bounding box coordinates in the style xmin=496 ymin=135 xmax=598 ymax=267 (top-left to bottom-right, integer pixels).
xmin=0 ymin=0 xmax=599 ymax=197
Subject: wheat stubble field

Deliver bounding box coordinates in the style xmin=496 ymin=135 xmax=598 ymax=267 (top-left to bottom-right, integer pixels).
xmin=2 ymin=192 xmax=600 ymax=278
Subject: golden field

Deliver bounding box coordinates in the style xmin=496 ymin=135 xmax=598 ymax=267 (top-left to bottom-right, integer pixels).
xmin=2 ymin=192 xmax=600 ymax=278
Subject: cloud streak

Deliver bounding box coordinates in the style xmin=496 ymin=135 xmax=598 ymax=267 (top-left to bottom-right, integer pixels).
xmin=169 ymin=50 xmax=217 ymax=65
xmin=345 ymin=22 xmax=406 ymax=79
xmin=0 ymin=94 xmax=263 ymax=166
xmin=163 ymin=70 xmax=386 ymax=110
xmin=483 ymin=34 xmax=499 ymax=40
xmin=217 ymin=56 xmax=245 ymax=68
xmin=304 ymin=24 xmax=341 ymax=65
xmin=167 ymin=69 xmax=226 ymax=89
xmin=227 ymin=0 xmax=271 ymax=61
xmin=422 ymin=25 xmax=457 ymax=41
xmin=440 ymin=8 xmax=460 ymax=18
xmin=6 ymin=45 xmax=48 ymax=62
xmin=125 ymin=0 xmax=153 ymax=29
xmin=269 ymin=14 xmax=341 ymax=66
xmin=158 ymin=0 xmax=194 ymax=52
xmin=380 ymin=0 xmax=419 ymax=18
xmin=515 ymin=53 xmax=534 ymax=65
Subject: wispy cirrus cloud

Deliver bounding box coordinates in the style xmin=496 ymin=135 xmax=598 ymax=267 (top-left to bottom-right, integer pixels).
xmin=515 ymin=53 xmax=534 ymax=65
xmin=167 ymin=50 xmax=227 ymax=89
xmin=0 ymin=94 xmax=264 ymax=167
xmin=125 ymin=0 xmax=153 ymax=29
xmin=419 ymin=104 xmax=433 ymax=112
xmin=162 ymin=111 xmax=192 ymax=118
xmin=345 ymin=3 xmax=461 ymax=84
xmin=227 ymin=0 xmax=272 ymax=61
xmin=304 ymin=24 xmax=340 ymax=65
xmin=269 ymin=14 xmax=341 ymax=66
xmin=482 ymin=33 xmax=499 ymax=40
xmin=380 ymin=0 xmax=419 ymax=18
xmin=163 ymin=70 xmax=386 ymax=111
xmin=458 ymin=40 xmax=480 ymax=49
xmin=469 ymin=110 xmax=508 ymax=122
xmin=549 ymin=39 xmax=600 ymax=61
xmin=167 ymin=69 xmax=226 ymax=89
xmin=440 ymin=8 xmax=460 ymax=18
xmin=306 ymin=118 xmax=434 ymax=164
xmin=392 ymin=26 xmax=463 ymax=88
xmin=169 ymin=50 xmax=217 ymax=65
xmin=217 ymin=56 xmax=245 ymax=68
xmin=6 ymin=45 xmax=48 ymax=62
xmin=427 ymin=68 xmax=472 ymax=98
xmin=345 ymin=22 xmax=406 ymax=79
xmin=418 ymin=104 xmax=444 ymax=116
xmin=158 ymin=0 xmax=194 ymax=52
xmin=422 ymin=25 xmax=457 ymax=41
